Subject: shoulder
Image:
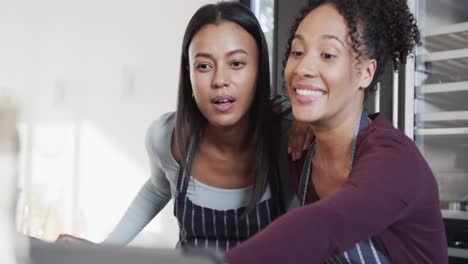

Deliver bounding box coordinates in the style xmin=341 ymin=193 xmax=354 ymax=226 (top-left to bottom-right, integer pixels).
xmin=354 ymin=113 xmax=437 ymax=201
xmin=357 ymin=113 xmax=417 ymax=156
xmin=145 ymin=111 xmax=176 ymax=159
xmin=355 ymin=114 xmax=433 ymax=180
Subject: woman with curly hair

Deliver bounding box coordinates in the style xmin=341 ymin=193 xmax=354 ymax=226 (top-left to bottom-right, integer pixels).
xmin=225 ymin=0 xmax=448 ymax=263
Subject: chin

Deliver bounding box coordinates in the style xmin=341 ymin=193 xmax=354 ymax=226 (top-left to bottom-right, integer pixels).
xmin=292 ymin=107 xmax=321 ymax=123
xmin=207 ymin=115 xmax=241 ymax=128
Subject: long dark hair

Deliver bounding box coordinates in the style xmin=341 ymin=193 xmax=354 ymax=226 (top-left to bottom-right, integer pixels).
xmin=283 ymin=0 xmax=420 ymax=99
xmin=175 ymin=2 xmax=275 ymax=213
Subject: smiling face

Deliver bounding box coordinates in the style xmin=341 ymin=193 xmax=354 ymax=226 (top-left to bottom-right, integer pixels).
xmin=284 ymin=4 xmax=376 ymax=127
xmin=188 ymin=21 xmax=258 ymax=128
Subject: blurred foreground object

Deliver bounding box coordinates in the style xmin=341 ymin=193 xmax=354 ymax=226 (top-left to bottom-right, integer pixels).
xmin=0 ymin=101 xmax=29 ymax=264
xmin=56 ymin=234 xmax=94 ymax=244
xmin=30 ymin=238 xmax=224 ymax=264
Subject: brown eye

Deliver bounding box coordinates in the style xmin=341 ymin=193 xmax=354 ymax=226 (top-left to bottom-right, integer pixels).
xmin=321 ymin=53 xmax=335 ymax=59
xmin=290 ymin=50 xmax=304 ymax=58
xmin=230 ymin=60 xmax=246 ymax=69
xmin=196 ymin=63 xmax=212 ymax=72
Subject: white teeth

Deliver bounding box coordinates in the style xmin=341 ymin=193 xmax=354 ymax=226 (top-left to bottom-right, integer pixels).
xmin=216 ymin=99 xmax=230 ymax=104
xmin=296 ymin=89 xmax=325 ymax=97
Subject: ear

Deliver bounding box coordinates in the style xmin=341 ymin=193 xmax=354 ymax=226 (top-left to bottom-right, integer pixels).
xmin=359 ymin=59 xmax=377 ymax=89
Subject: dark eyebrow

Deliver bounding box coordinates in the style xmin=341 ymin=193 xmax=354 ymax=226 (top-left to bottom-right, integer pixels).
xmin=321 ymin=34 xmax=344 ymax=47
xmin=292 ymin=34 xmax=344 ymax=47
xmin=194 ymin=52 xmax=214 ymax=59
xmin=227 ymin=49 xmax=248 ymax=56
xmin=292 ymin=34 xmax=305 ymax=41
xmin=194 ymin=49 xmax=248 ymax=59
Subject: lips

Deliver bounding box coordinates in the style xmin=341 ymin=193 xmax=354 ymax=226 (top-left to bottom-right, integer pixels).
xmin=211 ymin=95 xmax=236 ymax=112
xmin=293 ymin=84 xmax=326 ymax=104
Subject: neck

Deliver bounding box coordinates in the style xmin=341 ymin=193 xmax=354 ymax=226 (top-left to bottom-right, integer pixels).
xmin=203 ymin=115 xmax=252 ymax=154
xmin=312 ymin=104 xmax=364 ymax=167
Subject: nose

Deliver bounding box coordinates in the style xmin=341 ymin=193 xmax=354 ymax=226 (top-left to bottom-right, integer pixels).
xmin=212 ymin=67 xmax=229 ymax=88
xmin=293 ymin=54 xmax=319 ymax=79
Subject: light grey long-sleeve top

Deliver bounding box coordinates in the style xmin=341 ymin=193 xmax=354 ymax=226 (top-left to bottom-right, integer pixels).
xmin=104 ymin=112 xmax=274 ymax=245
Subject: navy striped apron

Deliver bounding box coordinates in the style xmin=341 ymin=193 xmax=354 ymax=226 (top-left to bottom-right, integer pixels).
xmin=298 ymin=110 xmax=391 ymax=264
xmin=174 ymin=168 xmax=282 ymax=251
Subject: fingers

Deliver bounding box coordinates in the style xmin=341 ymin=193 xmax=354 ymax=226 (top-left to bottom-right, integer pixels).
xmin=288 ymin=126 xmax=297 ymax=160
xmin=287 ymin=123 xmax=296 ymax=153
xmin=288 ymin=121 xmax=308 ymax=161
xmin=303 ymin=126 xmax=315 ymax=150
xmin=56 ymin=234 xmax=92 ymax=244
xmin=56 ymin=234 xmax=70 ymax=241
xmin=57 ymin=234 xmax=75 ymax=242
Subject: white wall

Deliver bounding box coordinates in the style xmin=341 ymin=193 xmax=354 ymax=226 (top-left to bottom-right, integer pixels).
xmin=1 ymin=0 xmax=217 ymax=247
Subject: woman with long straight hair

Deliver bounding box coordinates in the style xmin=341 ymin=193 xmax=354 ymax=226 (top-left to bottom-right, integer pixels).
xmin=58 ymin=2 xmax=311 ymax=251
xmin=107 ymin=2 xmax=285 ymax=251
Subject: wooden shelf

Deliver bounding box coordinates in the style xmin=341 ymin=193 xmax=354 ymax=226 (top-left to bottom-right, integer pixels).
xmin=416 ymin=127 xmax=468 ymax=136
xmin=448 ymin=247 xmax=468 ymax=259
xmin=415 ymin=127 xmax=468 ymax=146
xmin=417 ymin=110 xmax=468 ymax=121
xmin=419 ymin=81 xmax=468 ymax=94
xmin=423 ymin=48 xmax=468 ymax=62
xmin=416 ymin=111 xmax=468 ymax=127
xmin=443 ymin=209 xmax=468 ymax=221
xmin=417 ymin=82 xmax=468 ymax=109
xmin=417 ymin=22 xmax=468 ymax=83
xmin=424 ymin=22 xmax=468 ymax=52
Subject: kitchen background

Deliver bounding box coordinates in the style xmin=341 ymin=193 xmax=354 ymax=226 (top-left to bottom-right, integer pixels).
xmin=1 ymin=0 xmax=467 ymax=262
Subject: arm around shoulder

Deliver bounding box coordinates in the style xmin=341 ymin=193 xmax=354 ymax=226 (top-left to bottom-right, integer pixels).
xmin=225 ymin=129 xmax=429 ymax=263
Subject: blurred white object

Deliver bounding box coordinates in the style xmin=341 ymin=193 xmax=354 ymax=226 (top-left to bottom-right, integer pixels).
xmin=0 ymin=102 xmax=29 ymax=264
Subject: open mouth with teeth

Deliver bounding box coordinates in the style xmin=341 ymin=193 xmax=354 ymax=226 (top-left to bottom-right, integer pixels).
xmin=295 ymin=88 xmax=326 ymax=97
xmin=214 ymin=99 xmax=234 ymax=104
xmin=211 ymin=96 xmax=236 ymax=112
xmin=293 ymin=88 xmax=326 ymax=104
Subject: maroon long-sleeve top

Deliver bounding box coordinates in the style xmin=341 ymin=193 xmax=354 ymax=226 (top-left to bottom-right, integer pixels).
xmin=225 ymin=113 xmax=448 ymax=263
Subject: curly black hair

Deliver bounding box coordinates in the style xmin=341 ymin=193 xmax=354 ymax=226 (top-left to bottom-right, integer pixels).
xmin=283 ymin=0 xmax=421 ymax=97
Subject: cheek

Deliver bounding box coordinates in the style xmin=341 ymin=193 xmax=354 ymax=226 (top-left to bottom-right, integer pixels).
xmin=191 ymin=73 xmax=212 ymax=97
xmin=324 ymin=69 xmax=344 ymax=88
xmin=324 ymin=62 xmax=354 ymax=90
xmin=236 ymin=70 xmax=257 ymax=97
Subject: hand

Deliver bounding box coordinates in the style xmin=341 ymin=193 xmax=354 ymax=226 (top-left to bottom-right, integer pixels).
xmin=56 ymin=234 xmax=93 ymax=244
xmin=288 ymin=120 xmax=314 ymax=161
